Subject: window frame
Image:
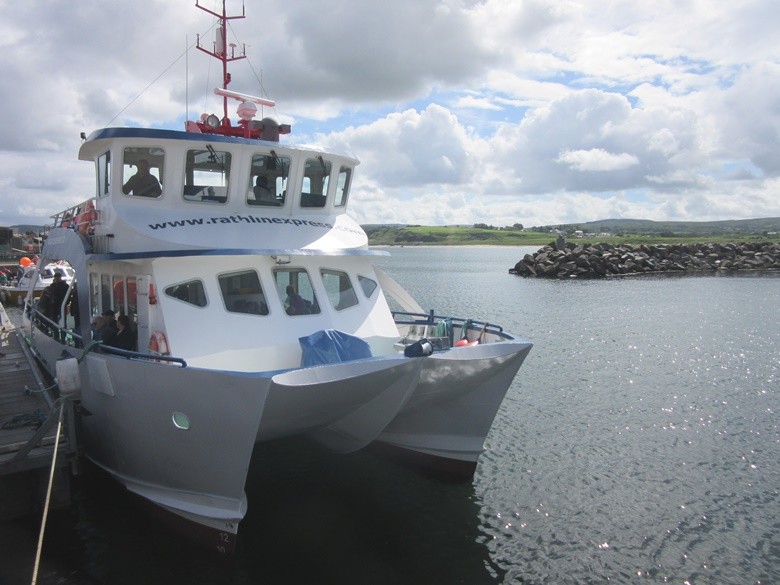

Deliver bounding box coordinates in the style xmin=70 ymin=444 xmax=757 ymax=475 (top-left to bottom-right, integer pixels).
xmin=218 ymin=269 xmax=269 ymax=316
xmin=121 ymin=146 xmax=165 ymax=198
xmin=183 ymin=147 xmax=232 ymax=203
xmin=320 ymin=268 xmax=359 ymax=311
xmin=273 ymin=267 xmax=321 ymax=316
xmin=247 ymin=151 xmax=290 ymax=207
xmin=163 ymin=279 xmax=208 ymax=308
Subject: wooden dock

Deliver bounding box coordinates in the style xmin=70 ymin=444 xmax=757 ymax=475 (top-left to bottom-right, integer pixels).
xmin=0 ymin=302 xmax=76 ymax=520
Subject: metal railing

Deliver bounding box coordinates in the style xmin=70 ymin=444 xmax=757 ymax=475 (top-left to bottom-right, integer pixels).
xmin=27 ymin=303 xmax=187 ymax=367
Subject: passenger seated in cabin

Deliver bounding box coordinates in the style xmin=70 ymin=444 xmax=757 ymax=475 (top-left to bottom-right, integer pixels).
xmin=122 ymin=159 xmax=162 ymax=197
xmin=285 ymin=285 xmax=308 ymax=315
xmin=252 ymin=175 xmax=276 ymax=205
xmin=103 ymin=314 xmax=137 ymax=352
xmin=90 ymin=315 xmax=107 ymax=340
xmin=96 ymin=309 xmax=118 ymax=341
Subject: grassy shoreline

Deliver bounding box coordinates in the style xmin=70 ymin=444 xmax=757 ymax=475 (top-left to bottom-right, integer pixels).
xmin=365 ymin=226 xmax=779 ymax=247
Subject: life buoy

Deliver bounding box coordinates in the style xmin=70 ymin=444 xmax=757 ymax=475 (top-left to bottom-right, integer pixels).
xmin=148 ymin=331 xmax=170 ymax=356
xmin=76 ymin=203 xmax=97 ymax=235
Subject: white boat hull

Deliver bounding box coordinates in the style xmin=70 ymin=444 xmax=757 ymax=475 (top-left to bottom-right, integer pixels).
xmin=27 ymin=323 xmax=530 ymax=542
xmin=377 ymin=339 xmax=532 ymax=473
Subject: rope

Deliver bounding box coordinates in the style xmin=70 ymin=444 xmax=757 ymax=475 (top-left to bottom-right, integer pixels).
xmin=30 ymin=400 xmax=65 ymax=585
xmin=77 ymin=340 xmax=103 ymax=363
xmin=1 ymin=411 xmax=45 ymax=430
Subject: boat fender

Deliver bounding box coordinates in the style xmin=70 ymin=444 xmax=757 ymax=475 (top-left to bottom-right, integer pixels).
xmin=55 ymin=357 xmax=81 ymax=397
xmin=404 ymin=338 xmax=433 ymax=358
xmin=149 ymin=331 xmax=170 ymax=356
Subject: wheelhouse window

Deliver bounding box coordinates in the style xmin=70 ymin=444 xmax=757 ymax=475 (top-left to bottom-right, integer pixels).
xmin=301 ymin=156 xmax=331 ymax=208
xmin=321 ymin=269 xmax=358 ymax=311
xmin=358 ymin=275 xmax=378 ymax=298
xmin=335 ymin=166 xmax=351 ymax=207
xmin=122 ymin=147 xmax=163 ymax=198
xmin=247 ymin=152 xmax=289 ymax=207
xmin=97 ymin=151 xmax=111 ymax=198
xmin=164 ymin=280 xmax=207 ymax=307
xmin=218 ymin=270 xmax=269 ymax=315
xmin=273 ymin=268 xmax=320 ymax=315
xmin=183 ymin=148 xmax=231 ymax=203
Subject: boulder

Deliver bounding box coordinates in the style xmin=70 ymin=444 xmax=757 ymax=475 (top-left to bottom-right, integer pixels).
xmin=510 ymin=241 xmax=780 ymax=279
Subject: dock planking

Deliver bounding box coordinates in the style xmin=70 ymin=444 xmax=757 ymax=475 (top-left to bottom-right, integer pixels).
xmin=0 ymin=302 xmax=74 ymax=519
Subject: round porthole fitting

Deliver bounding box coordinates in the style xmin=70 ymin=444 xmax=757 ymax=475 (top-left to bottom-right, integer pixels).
xmin=172 ymin=411 xmax=190 ymax=430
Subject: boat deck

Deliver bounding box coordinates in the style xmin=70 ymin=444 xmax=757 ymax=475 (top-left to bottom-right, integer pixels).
xmin=0 ymin=303 xmax=75 ymax=520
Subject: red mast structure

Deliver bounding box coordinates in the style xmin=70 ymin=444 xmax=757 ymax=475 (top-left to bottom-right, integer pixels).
xmin=193 ymin=0 xmax=290 ymax=140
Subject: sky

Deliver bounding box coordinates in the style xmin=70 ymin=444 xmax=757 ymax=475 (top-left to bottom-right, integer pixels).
xmin=0 ymin=0 xmax=778 ymax=229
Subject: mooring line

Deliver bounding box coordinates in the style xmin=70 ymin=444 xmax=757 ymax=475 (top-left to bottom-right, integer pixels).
xmin=30 ymin=400 xmax=65 ymax=585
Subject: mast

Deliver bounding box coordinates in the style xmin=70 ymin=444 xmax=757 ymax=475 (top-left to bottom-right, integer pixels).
xmin=191 ymin=0 xmax=290 ymax=140
xmin=195 ymin=0 xmax=246 ymax=126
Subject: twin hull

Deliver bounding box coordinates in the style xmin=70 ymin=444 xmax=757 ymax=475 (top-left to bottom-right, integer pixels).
xmin=30 ymin=328 xmax=531 ymax=542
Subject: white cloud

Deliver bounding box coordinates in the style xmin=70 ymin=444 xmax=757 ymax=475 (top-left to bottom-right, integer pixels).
xmin=0 ymin=0 xmax=778 ymax=228
xmin=556 ymin=149 xmax=639 ymax=172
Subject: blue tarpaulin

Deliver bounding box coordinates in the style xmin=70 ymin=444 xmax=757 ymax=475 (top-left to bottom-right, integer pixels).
xmin=299 ymin=329 xmax=372 ymax=367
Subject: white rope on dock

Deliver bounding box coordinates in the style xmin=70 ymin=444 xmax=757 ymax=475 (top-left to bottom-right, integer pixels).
xmin=30 ymin=400 xmax=64 ymax=585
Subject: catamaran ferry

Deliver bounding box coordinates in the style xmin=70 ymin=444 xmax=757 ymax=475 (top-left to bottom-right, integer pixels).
xmin=21 ymin=0 xmax=532 ymax=553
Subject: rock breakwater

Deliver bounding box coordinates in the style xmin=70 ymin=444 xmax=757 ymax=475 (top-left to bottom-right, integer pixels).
xmin=510 ymin=241 xmax=780 ymax=279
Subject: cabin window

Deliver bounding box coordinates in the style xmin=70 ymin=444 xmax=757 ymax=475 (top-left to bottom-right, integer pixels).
xmin=301 ymin=156 xmax=331 ymax=208
xmin=321 ymin=269 xmax=358 ymax=311
xmin=164 ymin=280 xmax=207 ymax=307
xmin=112 ymin=275 xmax=124 ymax=312
xmin=111 ymin=276 xmax=138 ymax=316
xmin=247 ymin=152 xmax=289 ymax=207
xmin=273 ymin=268 xmax=320 ymax=316
xmin=122 ymin=147 xmax=164 ymax=198
xmin=125 ymin=276 xmax=138 ymax=316
xmin=183 ymin=148 xmax=231 ymax=203
xmin=335 ymin=166 xmax=351 ymax=207
xmin=97 ymin=151 xmax=111 ymax=198
xmin=88 ymin=271 xmax=142 ymax=327
xmin=89 ymin=273 xmax=100 ymax=316
xmin=100 ymin=274 xmax=113 ymax=311
xmin=358 ymin=275 xmax=378 ymax=298
xmin=218 ymin=270 xmax=269 ymax=315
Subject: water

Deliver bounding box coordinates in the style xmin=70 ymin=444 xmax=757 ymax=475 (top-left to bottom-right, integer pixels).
xmin=2 ymin=246 xmax=778 ymax=584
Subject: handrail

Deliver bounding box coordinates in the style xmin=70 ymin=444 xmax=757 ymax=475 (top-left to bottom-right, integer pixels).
xmin=28 ymin=304 xmax=187 ymax=367
xmin=100 ymin=344 xmax=188 ymax=367
xmin=391 ymin=310 xmax=504 ymax=334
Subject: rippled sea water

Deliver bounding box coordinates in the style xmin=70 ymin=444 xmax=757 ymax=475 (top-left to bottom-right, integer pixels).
xmin=2 ymin=246 xmax=778 ymax=584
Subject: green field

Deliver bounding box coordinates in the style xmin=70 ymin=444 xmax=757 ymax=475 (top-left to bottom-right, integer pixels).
xmin=364 ymin=218 xmax=780 ymax=247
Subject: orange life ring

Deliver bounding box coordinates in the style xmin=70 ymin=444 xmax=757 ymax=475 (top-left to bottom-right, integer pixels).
xmin=77 ymin=203 xmax=97 ymax=235
xmin=148 ymin=331 xmax=170 ymax=356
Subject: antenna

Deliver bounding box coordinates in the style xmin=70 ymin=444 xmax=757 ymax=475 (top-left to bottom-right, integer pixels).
xmin=195 ymin=0 xmax=246 ymax=123
xmin=190 ymin=0 xmax=291 ymax=140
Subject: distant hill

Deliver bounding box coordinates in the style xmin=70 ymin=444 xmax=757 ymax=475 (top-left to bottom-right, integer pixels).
xmin=566 ymin=217 xmax=780 ymax=236
xmin=364 ymin=218 xmax=780 ymax=246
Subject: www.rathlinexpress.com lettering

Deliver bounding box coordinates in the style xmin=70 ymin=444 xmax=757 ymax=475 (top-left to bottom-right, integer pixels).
xmin=148 ymin=215 xmax=363 ymax=235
